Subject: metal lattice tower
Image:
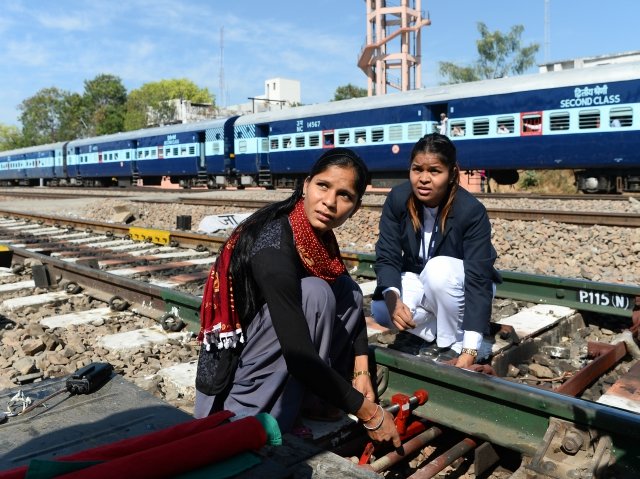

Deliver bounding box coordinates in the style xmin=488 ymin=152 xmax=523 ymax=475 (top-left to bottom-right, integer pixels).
xmin=358 ymin=0 xmax=431 ymax=96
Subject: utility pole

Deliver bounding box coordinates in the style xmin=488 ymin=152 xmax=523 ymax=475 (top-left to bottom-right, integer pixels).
xmin=219 ymin=27 xmax=225 ymax=109
xmin=544 ymin=0 xmax=551 ymax=63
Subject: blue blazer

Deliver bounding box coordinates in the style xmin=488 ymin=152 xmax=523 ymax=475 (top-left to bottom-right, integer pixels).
xmin=374 ymin=182 xmax=501 ymax=335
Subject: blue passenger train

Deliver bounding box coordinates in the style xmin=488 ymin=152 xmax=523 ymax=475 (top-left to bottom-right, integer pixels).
xmin=1 ymin=62 xmax=639 ymax=193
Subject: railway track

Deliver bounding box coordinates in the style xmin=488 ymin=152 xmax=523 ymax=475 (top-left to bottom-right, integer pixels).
xmin=172 ymin=197 xmax=640 ymax=228
xmin=2 ymin=188 xmax=639 ymax=228
xmin=1 ymin=213 xmax=640 ymax=477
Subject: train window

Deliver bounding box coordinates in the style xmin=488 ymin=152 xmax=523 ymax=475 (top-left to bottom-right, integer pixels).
xmin=261 ymin=138 xmax=269 ymax=151
xmin=189 ymin=146 xmax=195 ymax=155
xmin=283 ymin=136 xmax=292 ymax=148
xmin=338 ymin=131 xmax=350 ymax=145
xmin=450 ymin=121 xmax=466 ymax=137
xmin=181 ymin=147 xmax=187 ymax=155
xmin=496 ymin=116 xmax=514 ymax=134
xmin=579 ymin=110 xmax=600 ymax=129
xmin=295 ymin=136 xmax=305 ymax=148
xmin=270 ymin=138 xmax=279 ymax=150
xmin=323 ymin=132 xmax=334 ymax=146
xmin=371 ymin=128 xmax=384 ymax=142
xmin=115 ymin=153 xmax=119 ymax=160
xmin=407 ymin=123 xmax=422 ymax=140
xmin=145 ymin=151 xmax=150 ymax=158
xmin=549 ymin=112 xmax=570 ymax=131
xmin=212 ymin=143 xmax=220 ymax=154
xmin=109 ymin=154 xmax=113 ymax=161
xmin=472 ymin=119 xmax=490 ymax=136
xmin=238 ymin=140 xmax=247 ymax=153
xmin=126 ymin=152 xmax=130 ymax=160
xmin=609 ymin=107 xmax=632 ymax=127
xmin=389 ymin=125 xmax=402 ymax=142
xmin=138 ymin=151 xmax=143 ymax=159
xmin=173 ymin=147 xmax=179 ymax=156
xmin=309 ymin=134 xmax=320 ymax=147
xmin=522 ymin=114 xmax=542 ymax=134
xmin=355 ymin=129 xmax=366 ymax=144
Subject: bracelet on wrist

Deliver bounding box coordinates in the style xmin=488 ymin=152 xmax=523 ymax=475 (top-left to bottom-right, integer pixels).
xmin=461 ymin=348 xmax=478 ymax=357
xmin=352 ymin=370 xmax=370 ymax=380
xmin=359 ymin=405 xmax=378 ymax=423
xmin=362 ymin=404 xmax=385 ymax=431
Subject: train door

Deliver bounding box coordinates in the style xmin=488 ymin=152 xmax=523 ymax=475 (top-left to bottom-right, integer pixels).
xmin=197 ymin=132 xmax=206 ymax=169
xmin=256 ymin=124 xmax=270 ymax=170
xmin=132 ymin=140 xmax=139 ymax=179
xmin=223 ymin=116 xmax=238 ymax=175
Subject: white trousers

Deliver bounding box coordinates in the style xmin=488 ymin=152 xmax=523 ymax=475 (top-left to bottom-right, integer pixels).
xmin=371 ymin=256 xmax=466 ymax=351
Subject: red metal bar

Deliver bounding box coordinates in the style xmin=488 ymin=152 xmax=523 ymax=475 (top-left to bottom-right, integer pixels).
xmin=555 ymin=341 xmax=627 ymax=397
xmin=407 ymin=437 xmax=478 ymax=479
xmin=369 ymin=426 xmax=442 ymax=473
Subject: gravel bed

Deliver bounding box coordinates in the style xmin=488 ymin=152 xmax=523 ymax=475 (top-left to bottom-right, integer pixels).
xmin=0 ymin=262 xmax=199 ymax=411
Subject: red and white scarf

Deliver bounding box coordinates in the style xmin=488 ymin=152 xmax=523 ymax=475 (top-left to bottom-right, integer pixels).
xmin=198 ymin=199 xmax=347 ymax=350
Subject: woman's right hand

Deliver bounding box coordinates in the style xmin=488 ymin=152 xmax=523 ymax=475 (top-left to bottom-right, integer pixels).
xmin=365 ymin=409 xmax=401 ymax=448
xmin=384 ymin=292 xmax=415 ymax=330
xmin=358 ymin=400 xmax=401 ymax=447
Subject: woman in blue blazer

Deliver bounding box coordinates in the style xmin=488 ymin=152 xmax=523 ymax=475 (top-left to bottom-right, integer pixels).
xmin=371 ymin=133 xmax=501 ymax=368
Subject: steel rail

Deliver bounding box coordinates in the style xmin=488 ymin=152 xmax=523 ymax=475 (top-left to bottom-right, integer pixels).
xmin=374 ymin=346 xmax=640 ymax=474
xmin=7 ymin=246 xmax=201 ymax=330
xmin=0 ymin=209 xmax=226 ymax=250
xmin=486 ymin=208 xmax=640 ymax=227
xmin=173 ymin=198 xmax=640 ymax=227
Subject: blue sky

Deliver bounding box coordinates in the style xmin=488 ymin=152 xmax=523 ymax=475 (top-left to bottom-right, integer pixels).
xmin=0 ymin=0 xmax=636 ymax=126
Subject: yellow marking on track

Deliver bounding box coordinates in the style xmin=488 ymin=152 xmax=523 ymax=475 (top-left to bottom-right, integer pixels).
xmin=129 ymin=227 xmax=171 ymax=246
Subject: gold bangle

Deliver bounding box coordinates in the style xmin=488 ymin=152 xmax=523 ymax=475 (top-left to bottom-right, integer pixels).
xmin=352 ymin=370 xmax=370 ymax=379
xmin=461 ymin=348 xmax=478 ymax=357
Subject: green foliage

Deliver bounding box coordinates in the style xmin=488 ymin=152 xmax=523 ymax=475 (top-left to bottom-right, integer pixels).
xmin=439 ymin=22 xmax=539 ymax=84
xmin=82 ymin=74 xmax=127 ymax=136
xmin=18 ymin=87 xmax=81 ymax=145
xmin=333 ymin=84 xmax=367 ymax=101
xmin=124 ymin=78 xmax=214 ymax=130
xmin=0 ymin=124 xmax=25 ymax=150
xmin=518 ymin=170 xmax=540 ymax=189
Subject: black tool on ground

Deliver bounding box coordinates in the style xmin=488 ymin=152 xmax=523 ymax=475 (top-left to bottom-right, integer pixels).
xmin=19 ymin=362 xmax=113 ymax=416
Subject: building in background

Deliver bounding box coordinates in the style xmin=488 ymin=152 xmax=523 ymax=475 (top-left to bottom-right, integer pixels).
xmin=539 ymin=51 xmax=640 ymax=73
xmin=221 ymin=77 xmax=301 ymax=116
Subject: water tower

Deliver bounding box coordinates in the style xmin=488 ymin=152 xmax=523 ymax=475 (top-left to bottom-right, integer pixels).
xmin=358 ymin=0 xmax=431 ymax=96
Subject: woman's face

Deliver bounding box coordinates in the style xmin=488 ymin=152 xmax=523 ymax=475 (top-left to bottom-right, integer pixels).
xmin=409 ymin=152 xmax=453 ymax=207
xmin=303 ymin=165 xmax=360 ymax=234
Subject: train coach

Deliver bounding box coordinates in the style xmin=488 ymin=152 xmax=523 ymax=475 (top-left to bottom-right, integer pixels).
xmin=0 ymin=118 xmax=237 ymax=188
xmin=232 ymin=61 xmax=640 ymax=192
xmin=1 ymin=62 xmax=639 ymax=192
xmin=63 ymin=117 xmax=237 ymax=188
xmin=0 ymin=142 xmax=66 ymax=186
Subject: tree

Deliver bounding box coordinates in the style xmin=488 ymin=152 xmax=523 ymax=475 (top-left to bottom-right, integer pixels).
xmin=124 ymin=79 xmax=214 ymax=130
xmin=82 ymin=74 xmax=127 ymax=136
xmin=439 ymin=23 xmax=540 ymax=84
xmin=18 ymin=87 xmax=82 ymax=145
xmin=0 ymin=124 xmax=25 ymax=150
xmin=333 ymin=84 xmax=367 ymax=101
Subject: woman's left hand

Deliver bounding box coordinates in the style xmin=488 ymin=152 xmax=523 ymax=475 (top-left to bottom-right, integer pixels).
xmin=454 ymin=352 xmax=476 ymax=369
xmin=353 ymin=375 xmax=376 ymax=402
